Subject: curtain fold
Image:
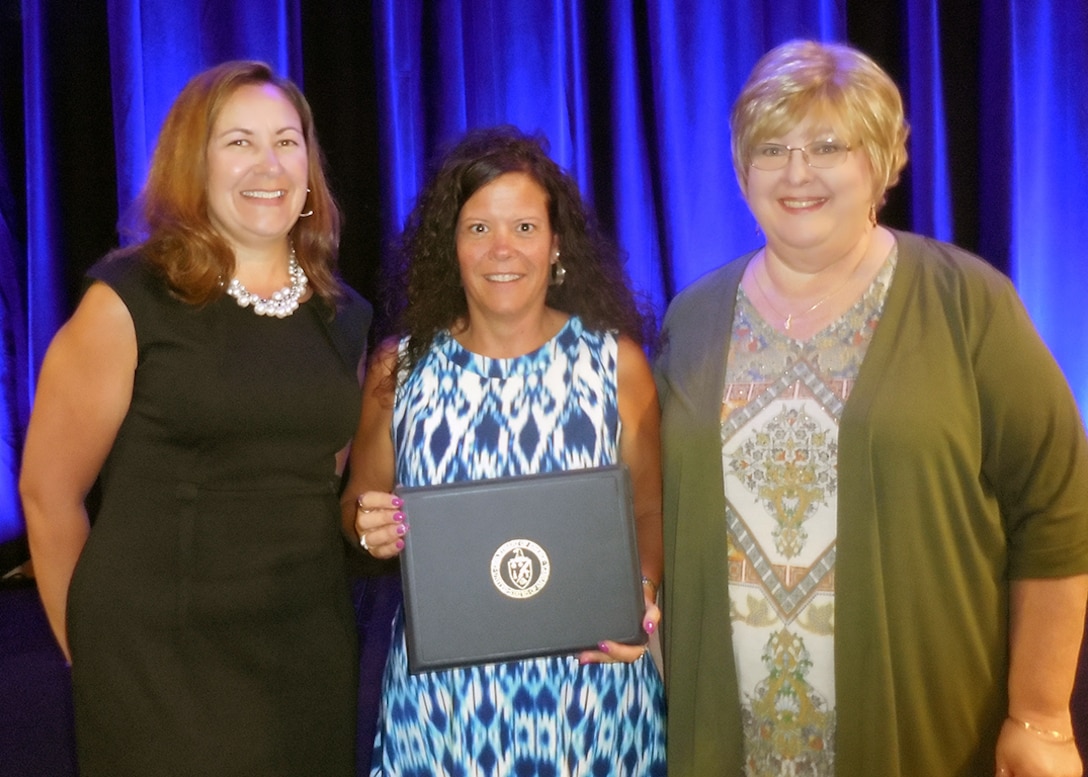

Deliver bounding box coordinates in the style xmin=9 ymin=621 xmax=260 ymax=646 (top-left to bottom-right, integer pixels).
xmin=0 ymin=196 xmax=26 ymax=543
xmin=0 ymin=10 xmax=25 ymax=544
xmin=21 ymin=0 xmax=61 ymax=405
xmin=903 ymin=0 xmax=953 ymax=241
xmin=2 ymin=0 xmax=1086 ymax=545
xmin=1006 ymin=0 xmax=1088 ymax=410
xmin=8 ymin=0 xmax=62 ymax=542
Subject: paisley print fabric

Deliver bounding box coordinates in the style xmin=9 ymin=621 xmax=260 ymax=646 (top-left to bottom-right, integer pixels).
xmin=721 ymin=251 xmax=897 ymax=776
xmin=371 ymin=316 xmax=666 ymax=777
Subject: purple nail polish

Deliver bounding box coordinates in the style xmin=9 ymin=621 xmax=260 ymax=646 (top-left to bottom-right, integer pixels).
xmin=393 ymin=512 xmax=405 ymax=522
xmin=392 ymin=497 xmax=404 ymax=507
xmin=598 ymin=641 xmax=609 ymax=653
xmin=645 ymin=621 xmax=656 ymax=634
xmin=395 ymin=525 xmax=406 ymax=536
xmin=395 ymin=539 xmax=405 ymax=550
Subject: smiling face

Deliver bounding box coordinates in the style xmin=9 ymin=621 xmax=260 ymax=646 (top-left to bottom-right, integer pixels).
xmin=742 ymin=117 xmax=875 ymax=264
xmin=205 ymin=83 xmax=309 ymax=253
xmin=455 ymin=171 xmax=559 ymax=327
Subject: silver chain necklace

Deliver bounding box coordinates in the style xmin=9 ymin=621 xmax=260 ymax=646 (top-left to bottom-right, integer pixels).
xmin=226 ymin=249 xmax=309 ymax=318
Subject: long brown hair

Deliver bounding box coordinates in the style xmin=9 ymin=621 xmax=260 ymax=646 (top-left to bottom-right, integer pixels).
xmin=124 ymin=60 xmax=342 ymax=305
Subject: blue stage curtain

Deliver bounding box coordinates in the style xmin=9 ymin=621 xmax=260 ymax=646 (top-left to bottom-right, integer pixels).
xmin=0 ymin=190 xmax=26 ymax=546
xmin=1002 ymin=0 xmax=1088 ymax=410
xmin=2 ymin=0 xmax=301 ymax=543
xmin=902 ymin=0 xmax=954 ymax=242
xmin=5 ymin=0 xmax=60 ymax=543
xmin=371 ymin=0 xmax=845 ymax=318
xmin=2 ymin=0 xmax=1087 ymax=541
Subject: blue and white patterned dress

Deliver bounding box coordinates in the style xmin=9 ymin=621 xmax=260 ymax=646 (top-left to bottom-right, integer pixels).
xmin=370 ymin=315 xmax=666 ymax=777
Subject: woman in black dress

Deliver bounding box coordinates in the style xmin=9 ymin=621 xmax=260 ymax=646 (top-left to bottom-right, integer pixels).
xmin=20 ymin=61 xmax=370 ymax=776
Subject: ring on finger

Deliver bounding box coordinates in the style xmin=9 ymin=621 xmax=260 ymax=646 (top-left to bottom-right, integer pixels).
xmin=359 ymin=532 xmax=371 ymax=551
xmin=356 ymin=496 xmax=376 ymax=514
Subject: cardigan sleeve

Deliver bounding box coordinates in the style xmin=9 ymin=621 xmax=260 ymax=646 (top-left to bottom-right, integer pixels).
xmin=972 ymin=271 xmax=1088 ymax=578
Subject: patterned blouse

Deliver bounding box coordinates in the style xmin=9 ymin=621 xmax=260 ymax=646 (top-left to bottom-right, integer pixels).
xmin=721 ymin=249 xmax=897 ymax=775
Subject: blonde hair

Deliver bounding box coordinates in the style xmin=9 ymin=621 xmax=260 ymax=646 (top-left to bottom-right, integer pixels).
xmin=131 ymin=60 xmax=343 ymax=305
xmin=730 ymin=40 xmax=910 ymax=210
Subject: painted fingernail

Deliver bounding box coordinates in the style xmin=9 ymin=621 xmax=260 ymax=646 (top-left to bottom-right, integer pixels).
xmin=395 ymin=525 xmax=406 ymax=536
xmin=395 ymin=539 xmax=405 ymax=550
xmin=393 ymin=512 xmax=405 ymax=522
xmin=645 ymin=621 xmax=656 ymax=634
xmin=598 ymin=641 xmax=610 ymax=653
xmin=392 ymin=497 xmax=404 ymax=507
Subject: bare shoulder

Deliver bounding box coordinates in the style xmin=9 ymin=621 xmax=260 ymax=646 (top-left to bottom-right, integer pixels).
xmin=47 ymin=282 xmax=136 ymax=375
xmin=615 ymin=334 xmax=655 ymax=384
xmin=22 ymin=281 xmax=136 ymax=498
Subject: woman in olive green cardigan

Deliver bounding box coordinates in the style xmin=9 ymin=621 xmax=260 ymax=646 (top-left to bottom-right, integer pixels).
xmin=656 ymin=40 xmax=1088 ymax=777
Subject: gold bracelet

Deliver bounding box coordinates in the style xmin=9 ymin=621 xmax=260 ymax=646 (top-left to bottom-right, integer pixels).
xmin=1008 ymin=715 xmax=1075 ymax=744
xmin=640 ymin=575 xmax=659 ymax=599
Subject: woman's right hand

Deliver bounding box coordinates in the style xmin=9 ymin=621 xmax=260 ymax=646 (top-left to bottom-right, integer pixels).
xmin=353 ymin=491 xmax=408 ymax=559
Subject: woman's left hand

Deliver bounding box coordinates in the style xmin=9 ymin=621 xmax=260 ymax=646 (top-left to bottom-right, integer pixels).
xmin=995 ymin=717 xmax=1082 ymax=777
xmin=577 ymin=600 xmax=661 ymax=665
xmin=353 ymin=491 xmax=408 ymax=559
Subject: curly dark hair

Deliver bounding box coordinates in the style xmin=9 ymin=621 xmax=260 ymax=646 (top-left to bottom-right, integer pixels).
xmin=385 ymin=125 xmax=651 ymax=374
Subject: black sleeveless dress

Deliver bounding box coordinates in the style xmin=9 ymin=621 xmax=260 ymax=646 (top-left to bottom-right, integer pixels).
xmin=67 ymin=254 xmax=370 ymax=776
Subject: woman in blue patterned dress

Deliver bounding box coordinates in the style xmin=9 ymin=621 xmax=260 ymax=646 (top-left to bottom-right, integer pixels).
xmin=340 ymin=126 xmax=666 ymax=776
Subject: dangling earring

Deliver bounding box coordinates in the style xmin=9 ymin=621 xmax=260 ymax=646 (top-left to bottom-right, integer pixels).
xmin=868 ymin=203 xmax=877 ymax=228
xmin=299 ymin=188 xmax=314 ymax=218
xmin=550 ymin=251 xmax=566 ymax=287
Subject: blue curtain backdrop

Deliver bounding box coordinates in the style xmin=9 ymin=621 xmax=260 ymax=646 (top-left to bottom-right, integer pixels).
xmin=1 ymin=0 xmax=1086 ymax=552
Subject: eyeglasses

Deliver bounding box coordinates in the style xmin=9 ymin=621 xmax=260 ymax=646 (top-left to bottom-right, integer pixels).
xmin=749 ymin=139 xmax=853 ymax=171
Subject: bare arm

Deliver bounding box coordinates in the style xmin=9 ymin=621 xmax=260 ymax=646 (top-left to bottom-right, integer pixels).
xmin=581 ymin=335 xmax=664 ymax=664
xmin=19 ymin=282 xmax=136 ymax=661
xmin=338 ymin=340 xmax=404 ymax=557
xmin=616 ymin=335 xmax=664 ymax=599
xmin=996 ymin=574 xmax=1088 ymax=777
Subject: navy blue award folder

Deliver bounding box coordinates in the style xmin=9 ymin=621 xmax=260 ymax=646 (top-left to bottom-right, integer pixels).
xmin=396 ymin=465 xmax=646 ymax=673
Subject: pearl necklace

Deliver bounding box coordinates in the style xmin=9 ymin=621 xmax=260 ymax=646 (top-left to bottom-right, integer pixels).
xmin=226 ymin=252 xmax=309 ymax=318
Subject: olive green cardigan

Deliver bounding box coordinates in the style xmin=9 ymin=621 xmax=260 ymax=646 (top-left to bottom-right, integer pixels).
xmin=655 ymin=231 xmax=1088 ymax=776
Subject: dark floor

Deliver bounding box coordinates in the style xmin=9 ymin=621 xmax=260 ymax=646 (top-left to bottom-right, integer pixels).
xmin=2 ymin=578 xmax=1087 ymax=774
xmin=0 ymin=582 xmax=77 ymax=777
